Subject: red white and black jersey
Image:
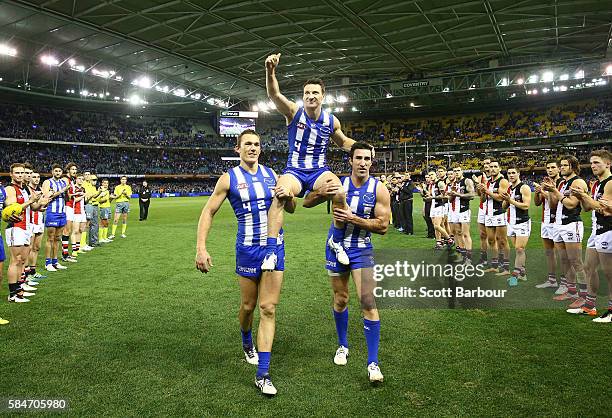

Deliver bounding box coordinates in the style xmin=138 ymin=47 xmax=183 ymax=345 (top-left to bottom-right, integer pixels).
xmin=486 ymin=176 xmax=505 ymax=216
xmin=7 ymin=183 xmax=30 ymax=230
xmin=507 ymin=182 xmax=530 ymax=225
xmin=592 ymin=175 xmax=611 ymax=235
xmin=452 ymin=178 xmax=471 ymax=213
xmin=70 ymin=184 xmax=84 ymax=215
xmin=555 ymin=176 xmax=583 ymax=225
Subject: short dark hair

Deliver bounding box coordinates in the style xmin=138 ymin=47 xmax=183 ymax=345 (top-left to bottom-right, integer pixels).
xmin=23 ymin=162 xmax=33 ymax=170
xmin=591 ymin=149 xmax=612 ymax=163
xmin=121 ymin=175 xmax=128 ymax=180
xmin=65 ymin=162 xmax=77 ymax=172
xmin=545 ymin=159 xmax=558 ymax=167
xmin=236 ymin=129 xmax=260 ymax=147
xmin=506 ymin=165 xmax=521 ymax=173
xmin=349 ymin=142 xmax=373 ymax=158
xmin=560 ymin=155 xmax=580 ymax=175
xmin=51 ymin=164 xmax=63 ymax=171
xmin=303 ymin=78 xmax=325 ymax=94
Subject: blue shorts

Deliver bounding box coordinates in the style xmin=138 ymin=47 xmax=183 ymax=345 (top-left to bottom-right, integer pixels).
xmin=236 ymin=243 xmax=285 ymax=279
xmin=326 ymin=244 xmax=375 ymax=274
xmin=0 ymin=234 xmax=5 ymax=262
xmin=45 ymin=212 xmax=67 ymax=228
xmin=284 ymin=167 xmax=330 ymax=198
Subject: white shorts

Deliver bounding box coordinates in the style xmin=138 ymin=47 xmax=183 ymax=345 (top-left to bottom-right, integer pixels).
xmin=508 ymin=220 xmax=531 ymax=237
xmin=32 ymin=224 xmax=45 ymax=235
xmin=5 ymin=227 xmax=31 ymax=246
xmin=553 ymin=222 xmax=584 ymax=244
xmin=430 ymin=205 xmax=445 ymax=218
xmin=477 ymin=207 xmax=486 ymax=225
xmin=65 ymin=206 xmax=74 ymax=221
xmin=541 ymin=223 xmax=556 ymax=240
xmin=485 ymin=213 xmax=507 ymax=227
xmin=72 ymin=213 xmax=87 ymax=223
xmin=444 ymin=203 xmax=449 ymax=216
xmin=587 ymin=230 xmax=612 ymax=253
xmin=449 ymin=210 xmax=471 ymax=224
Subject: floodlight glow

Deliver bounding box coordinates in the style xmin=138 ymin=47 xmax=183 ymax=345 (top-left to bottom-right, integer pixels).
xmin=334 ymin=107 xmax=343 ymax=112
xmin=527 ymin=74 xmax=538 ymax=84
xmin=468 ymin=84 xmax=476 ymax=90
xmin=173 ymin=88 xmax=185 ymax=97
xmin=252 ymin=105 xmax=259 ymax=112
xmin=516 ymin=78 xmax=524 ymax=85
xmin=385 ymin=93 xmax=393 ymax=98
xmin=532 ymin=89 xmax=538 ymax=95
xmin=41 ymin=55 xmax=59 ymax=66
xmin=92 ymin=68 xmax=111 ymax=78
xmin=336 ymin=95 xmax=348 ymax=103
xmin=574 ymin=70 xmax=584 ymax=79
xmin=605 ymin=65 xmax=612 ymax=76
xmin=410 ymin=102 xmax=415 ymax=107
xmin=68 ymin=58 xmax=76 ymax=66
xmin=258 ymin=102 xmax=268 ymax=112
xmin=0 ymin=44 xmax=17 ymax=57
xmin=80 ymin=90 xmax=89 ymax=96
xmin=113 ymin=96 xmax=120 ymax=100
xmin=500 ymin=78 xmax=509 ymax=87
xmin=542 ymin=87 xmax=550 ymax=93
xmin=324 ymin=96 xmax=335 ymax=104
xmin=443 ymin=87 xmax=450 ymax=92
xmin=351 ymin=106 xmax=358 ymax=111
xmin=267 ymin=101 xmax=276 ymax=109
xmin=559 ymin=74 xmax=569 ymax=81
xmin=542 ymin=71 xmax=554 ymax=82
xmin=559 ymin=85 xmax=568 ymax=91
xmin=132 ymin=76 xmax=151 ymax=89
xmin=128 ymin=95 xmax=142 ymax=105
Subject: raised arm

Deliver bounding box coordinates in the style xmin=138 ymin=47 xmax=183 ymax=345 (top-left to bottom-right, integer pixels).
xmin=265 ymin=53 xmax=298 ymax=124
xmin=330 ymin=116 xmax=356 ymax=153
xmin=195 ymin=173 xmax=230 ymax=273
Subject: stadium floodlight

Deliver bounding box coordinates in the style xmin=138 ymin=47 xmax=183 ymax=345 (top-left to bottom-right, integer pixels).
xmin=132 ymin=76 xmax=152 ymax=89
xmin=386 ymin=93 xmax=393 ymax=98
xmin=532 ymin=89 xmax=538 ymax=95
xmin=68 ymin=58 xmax=76 ymax=66
xmin=351 ymin=106 xmax=358 ymax=111
xmin=559 ymin=74 xmax=569 ymax=81
xmin=252 ymin=105 xmax=259 ymax=112
xmin=336 ymin=95 xmax=348 ymax=103
xmin=605 ymin=65 xmax=612 ymax=76
xmin=541 ymin=71 xmax=554 ymax=83
xmin=499 ymin=78 xmax=509 ymax=87
xmin=468 ymin=84 xmax=476 ymax=90
xmin=443 ymin=87 xmax=450 ymax=92
xmin=334 ymin=107 xmax=343 ymax=112
xmin=92 ymin=68 xmax=111 ymax=78
xmin=574 ymin=70 xmax=584 ymax=79
xmin=527 ymin=74 xmax=538 ymax=84
xmin=41 ymin=55 xmax=60 ymax=66
xmin=559 ymin=85 xmax=568 ymax=92
xmin=324 ymin=107 xmax=331 ymax=113
xmin=80 ymin=90 xmax=89 ymax=96
xmin=542 ymin=87 xmax=550 ymax=93
xmin=324 ymin=95 xmax=335 ymax=104
xmin=128 ymin=95 xmax=142 ymax=105
xmin=410 ymin=102 xmax=415 ymax=107
xmin=0 ymin=44 xmax=17 ymax=57
xmin=173 ymin=88 xmax=186 ymax=97
xmin=516 ymin=78 xmax=524 ymax=85
xmin=206 ymin=98 xmax=215 ymax=105
xmin=113 ymin=96 xmax=120 ymax=100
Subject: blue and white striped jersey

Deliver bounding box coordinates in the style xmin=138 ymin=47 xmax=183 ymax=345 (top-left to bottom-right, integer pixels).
xmin=46 ymin=178 xmax=67 ymax=215
xmin=332 ymin=176 xmax=379 ymax=249
xmin=228 ymin=165 xmax=282 ymax=246
xmin=286 ymin=107 xmax=333 ymax=170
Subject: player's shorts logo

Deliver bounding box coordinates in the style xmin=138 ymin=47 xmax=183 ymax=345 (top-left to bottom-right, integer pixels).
xmin=602 ymin=241 xmax=609 ymax=249
xmin=326 ymin=260 xmax=337 ymax=268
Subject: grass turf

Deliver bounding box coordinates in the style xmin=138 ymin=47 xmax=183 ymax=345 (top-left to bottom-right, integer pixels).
xmin=1 ymin=196 xmax=611 ymax=416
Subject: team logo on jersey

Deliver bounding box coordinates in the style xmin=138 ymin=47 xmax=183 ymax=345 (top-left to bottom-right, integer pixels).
xmin=237 ymin=183 xmax=249 ymax=190
xmin=296 ymin=122 xmax=308 ymax=130
xmin=264 ymin=177 xmax=276 ymax=187
xmin=319 ymin=126 xmax=331 ymax=136
xmin=363 ymin=192 xmax=375 ymax=204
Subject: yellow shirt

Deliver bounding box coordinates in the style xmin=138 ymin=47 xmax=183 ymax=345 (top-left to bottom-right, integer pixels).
xmin=83 ymin=181 xmax=99 ymax=205
xmin=98 ymin=189 xmax=111 ymax=208
xmin=113 ymin=185 xmax=132 ymax=203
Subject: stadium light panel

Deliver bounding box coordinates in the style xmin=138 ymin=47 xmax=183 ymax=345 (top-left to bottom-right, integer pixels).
xmin=334 ymin=107 xmax=343 ymax=112
xmin=80 ymin=90 xmax=89 ymax=96
xmin=515 ymin=78 xmax=524 ymax=85
xmin=527 ymin=75 xmax=538 ymax=84
xmin=336 ymin=95 xmax=348 ymax=103
xmin=386 ymin=93 xmax=393 ymax=98
xmin=559 ymin=74 xmax=569 ymax=81
xmin=532 ymin=89 xmax=538 ymax=95
xmin=542 ymin=87 xmax=550 ymax=93
xmin=132 ymin=76 xmax=152 ymax=89
xmin=41 ymin=55 xmax=60 ymax=66
xmin=559 ymin=85 xmax=567 ymax=92
xmin=410 ymin=102 xmax=415 ymax=107
xmin=443 ymin=87 xmax=450 ymax=92
xmin=542 ymin=71 xmax=554 ymax=82
xmin=252 ymin=105 xmax=259 ymax=112
xmin=0 ymin=44 xmax=17 ymax=57
xmin=499 ymin=78 xmax=509 ymax=87
xmin=605 ymin=65 xmax=612 ymax=76
xmin=128 ymin=95 xmax=142 ymax=105
xmin=574 ymin=70 xmax=584 ymax=79
xmin=173 ymin=88 xmax=186 ymax=97
xmin=68 ymin=58 xmax=76 ymax=66
xmin=324 ymin=95 xmax=335 ymax=104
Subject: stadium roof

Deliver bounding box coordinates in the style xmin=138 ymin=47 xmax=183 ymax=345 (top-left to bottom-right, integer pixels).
xmin=0 ymin=0 xmax=611 ymax=109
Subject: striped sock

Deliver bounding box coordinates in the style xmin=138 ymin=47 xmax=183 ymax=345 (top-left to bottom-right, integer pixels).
xmin=547 ymin=274 xmax=557 ymax=284
xmin=72 ymin=243 xmax=79 ymax=253
xmin=62 ymin=236 xmax=70 ymax=256
xmin=479 ymin=251 xmax=487 ymax=264
xmin=560 ymin=276 xmax=567 ymax=287
xmin=584 ymin=294 xmax=597 ymax=309
xmin=567 ymin=282 xmax=577 ymax=296
xmin=578 ymin=283 xmax=588 ymax=299
xmin=608 ymin=300 xmax=612 ymax=311
xmin=518 ymin=267 xmax=526 ymax=276
xmin=503 ymin=259 xmax=510 ymax=272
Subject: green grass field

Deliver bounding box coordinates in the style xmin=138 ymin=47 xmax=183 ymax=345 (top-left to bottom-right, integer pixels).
xmin=1 ymin=197 xmax=610 ymax=416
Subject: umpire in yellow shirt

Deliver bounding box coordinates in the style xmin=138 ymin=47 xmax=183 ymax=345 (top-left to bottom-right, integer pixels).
xmin=83 ymin=173 xmax=101 ymax=247
xmin=109 ymin=176 xmax=132 ymax=239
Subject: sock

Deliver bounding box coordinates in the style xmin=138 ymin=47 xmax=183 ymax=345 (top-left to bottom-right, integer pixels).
xmin=491 ymin=258 xmax=499 ymax=269
xmin=608 ymin=300 xmax=612 ymax=311
xmin=111 ymin=224 xmax=117 ymax=235
xmin=567 ymin=282 xmax=577 ymax=296
xmin=363 ymin=318 xmax=381 ymax=365
xmin=72 ymin=243 xmax=79 ymax=253
xmin=81 ymin=231 xmax=88 ymax=247
xmin=9 ymin=282 xmax=21 ymax=297
xmin=578 ymin=283 xmax=588 ymax=299
xmin=560 ymin=275 xmax=567 ymax=287
xmin=257 ymin=352 xmax=271 ymax=378
xmin=503 ymin=259 xmax=510 ymax=272
xmin=62 ymin=235 xmax=70 ymax=256
xmin=52 ymin=258 xmax=58 ymax=266
xmin=99 ymin=227 xmax=105 ymax=240
xmin=333 ymin=308 xmax=349 ymax=348
xmin=465 ymin=249 xmax=472 ymax=260
xmin=518 ymin=267 xmax=526 ymax=276
xmin=121 ymin=224 xmax=127 ymax=235
xmin=331 ymin=225 xmax=345 ymax=243
xmin=24 ymin=266 xmax=31 ymax=277
xmin=45 ymin=258 xmax=52 ymax=266
xmin=479 ymin=250 xmax=487 ymax=262
xmin=512 ymin=268 xmax=520 ymax=276
xmin=30 ymin=266 xmax=36 ymax=276
xmin=584 ymin=294 xmax=596 ymax=310
xmin=436 ymin=240 xmax=442 ymax=247
xmin=547 ymin=273 xmax=557 ymax=284
xmin=241 ymin=329 xmax=253 ymax=348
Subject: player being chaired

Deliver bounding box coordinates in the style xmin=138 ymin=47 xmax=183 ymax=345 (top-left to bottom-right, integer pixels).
xmin=195 ymin=130 xmax=296 ymax=396
xmin=303 ymin=142 xmax=391 ymax=383
xmin=260 ymin=53 xmax=360 ymax=271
